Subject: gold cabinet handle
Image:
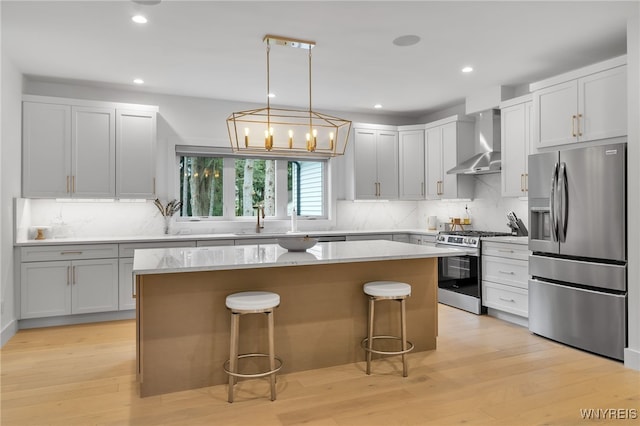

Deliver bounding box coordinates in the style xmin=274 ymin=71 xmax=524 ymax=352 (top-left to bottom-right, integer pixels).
xmin=525 ymin=173 xmax=528 ymax=192
xmin=67 ymin=266 xmax=71 ymax=285
xmin=577 ymin=113 xmax=583 ymax=136
xmin=499 ymin=296 xmax=516 ymax=303
xmin=521 ymin=174 xmax=525 ymax=192
xmin=153 ymin=177 xmax=156 ymax=195
xmin=571 ymin=115 xmax=577 ymax=137
xmin=72 ymin=175 xmax=76 ymax=193
xmin=61 ymin=251 xmax=82 ymax=255
xmin=421 ymin=182 xmax=424 ymax=196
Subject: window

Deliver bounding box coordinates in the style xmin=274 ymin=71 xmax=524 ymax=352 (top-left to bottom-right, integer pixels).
xmin=177 ymin=153 xmax=327 ymax=220
xmin=179 ymin=156 xmax=224 ymax=217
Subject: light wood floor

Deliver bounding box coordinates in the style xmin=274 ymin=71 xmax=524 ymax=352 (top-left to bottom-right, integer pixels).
xmin=2 ymin=305 xmax=638 ymax=425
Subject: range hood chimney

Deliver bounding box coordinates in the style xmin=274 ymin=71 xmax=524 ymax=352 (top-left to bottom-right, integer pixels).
xmin=447 ymin=86 xmax=512 ymax=175
xmin=447 ymin=109 xmax=501 ymax=175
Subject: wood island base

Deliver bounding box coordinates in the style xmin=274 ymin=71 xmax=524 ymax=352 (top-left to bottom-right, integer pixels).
xmin=136 ymin=258 xmax=438 ymax=397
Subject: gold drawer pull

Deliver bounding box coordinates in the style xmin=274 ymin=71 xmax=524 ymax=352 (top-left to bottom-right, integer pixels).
xmin=499 ymin=296 xmax=516 ymax=303
xmin=498 ymin=270 xmax=515 ymax=275
xmin=61 ymin=251 xmax=83 ymax=255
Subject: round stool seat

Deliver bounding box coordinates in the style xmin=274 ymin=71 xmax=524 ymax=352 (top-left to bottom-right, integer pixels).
xmin=226 ymin=291 xmax=280 ymax=311
xmin=363 ymin=281 xmax=411 ymax=298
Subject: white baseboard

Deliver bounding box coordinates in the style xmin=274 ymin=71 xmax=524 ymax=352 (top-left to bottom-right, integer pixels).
xmin=1 ymin=318 xmax=18 ymax=347
xmin=624 ymin=347 xmax=640 ymax=370
xmin=17 ymin=310 xmax=135 ymax=330
xmin=486 ymin=308 xmax=528 ymax=328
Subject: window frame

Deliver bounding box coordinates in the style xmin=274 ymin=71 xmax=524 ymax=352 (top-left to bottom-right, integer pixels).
xmin=173 ymin=146 xmax=330 ymax=223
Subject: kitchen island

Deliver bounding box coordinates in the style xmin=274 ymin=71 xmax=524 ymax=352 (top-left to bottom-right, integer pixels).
xmin=133 ymin=240 xmax=460 ymax=397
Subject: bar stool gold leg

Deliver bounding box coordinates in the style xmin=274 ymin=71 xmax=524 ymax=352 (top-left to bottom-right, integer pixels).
xmin=228 ymin=312 xmax=240 ymax=403
xmin=267 ymin=310 xmax=276 ymax=401
xmin=400 ymin=298 xmax=408 ymax=377
xmin=366 ymin=297 xmax=375 ymax=375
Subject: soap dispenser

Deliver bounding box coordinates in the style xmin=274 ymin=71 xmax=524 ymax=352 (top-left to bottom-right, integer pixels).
xmin=463 ymin=205 xmax=471 ymax=225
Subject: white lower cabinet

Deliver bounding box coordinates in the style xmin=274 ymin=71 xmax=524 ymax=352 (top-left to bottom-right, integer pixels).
xmin=118 ymin=240 xmax=197 ymax=310
xmin=345 ymin=234 xmax=393 ymax=241
xmin=408 ymin=234 xmax=437 ymax=247
xmin=118 ymin=258 xmax=135 ymax=311
xmin=481 ymin=241 xmax=529 ymax=323
xmin=21 ymin=257 xmax=118 ymax=319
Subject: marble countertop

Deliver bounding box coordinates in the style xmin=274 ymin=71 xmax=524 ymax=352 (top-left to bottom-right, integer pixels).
xmin=132 ymin=240 xmax=462 ymax=275
xmin=481 ymin=236 xmax=529 ymax=245
xmin=15 ymin=228 xmax=439 ymax=246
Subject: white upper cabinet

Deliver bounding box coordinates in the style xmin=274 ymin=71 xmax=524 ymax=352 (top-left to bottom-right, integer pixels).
xmin=425 ymin=126 xmax=443 ymax=199
xmin=398 ymin=129 xmax=425 ymax=200
xmin=500 ymin=95 xmax=532 ymax=197
xmin=22 ymin=102 xmax=72 ymax=198
xmin=116 ymin=109 xmax=157 ymax=198
xmin=578 ymin=66 xmax=627 ymax=141
xmin=531 ymin=56 xmax=626 ymax=148
xmin=23 ymin=102 xmax=115 ymax=198
xmin=73 ymin=106 xmax=116 ymax=197
xmin=354 ymin=127 xmax=398 ymax=199
xmin=22 ymin=96 xmax=158 ymax=199
xmin=424 ymin=117 xmax=474 ymax=200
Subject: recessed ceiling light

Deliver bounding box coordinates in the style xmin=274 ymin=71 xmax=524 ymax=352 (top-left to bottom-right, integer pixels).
xmin=392 ymin=35 xmax=421 ymax=47
xmin=133 ymin=78 xmax=144 ymax=84
xmin=462 ymin=66 xmax=474 ymax=73
xmin=132 ymin=15 xmax=148 ymax=24
xmin=268 ymin=93 xmax=276 ymax=98
xmin=374 ymin=104 xmax=383 ymax=109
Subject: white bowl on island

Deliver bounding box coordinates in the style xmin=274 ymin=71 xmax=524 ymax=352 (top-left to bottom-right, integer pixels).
xmin=277 ymin=235 xmax=318 ymax=252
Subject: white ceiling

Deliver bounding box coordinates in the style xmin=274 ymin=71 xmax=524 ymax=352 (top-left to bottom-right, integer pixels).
xmin=2 ymin=1 xmax=636 ymax=117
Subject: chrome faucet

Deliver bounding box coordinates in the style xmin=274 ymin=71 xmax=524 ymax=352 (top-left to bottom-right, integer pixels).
xmin=254 ymin=203 xmax=265 ymax=231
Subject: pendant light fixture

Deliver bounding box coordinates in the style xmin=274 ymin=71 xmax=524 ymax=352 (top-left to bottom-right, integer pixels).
xmin=227 ymin=35 xmax=351 ymax=157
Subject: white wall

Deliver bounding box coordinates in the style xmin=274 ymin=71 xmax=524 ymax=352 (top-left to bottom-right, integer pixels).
xmin=1 ymin=51 xmax=23 ymax=343
xmin=625 ymin=13 xmax=640 ymax=370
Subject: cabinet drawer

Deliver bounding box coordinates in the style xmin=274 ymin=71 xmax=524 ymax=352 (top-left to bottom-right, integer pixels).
xmin=21 ymin=244 xmax=118 ymax=262
xmin=482 ymin=242 xmax=529 ymax=261
xmin=196 ymin=239 xmax=235 ymax=247
xmin=482 ymin=256 xmax=528 ymax=289
xmin=483 ymin=281 xmax=528 ymax=317
xmin=119 ymin=240 xmax=196 ymax=257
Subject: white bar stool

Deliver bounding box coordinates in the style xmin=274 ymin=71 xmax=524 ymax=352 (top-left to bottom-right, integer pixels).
xmin=361 ymin=281 xmax=414 ymax=377
xmin=223 ymin=291 xmax=283 ymax=403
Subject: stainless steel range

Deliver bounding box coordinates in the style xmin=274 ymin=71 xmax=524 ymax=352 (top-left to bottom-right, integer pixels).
xmin=435 ymin=230 xmax=511 ymax=314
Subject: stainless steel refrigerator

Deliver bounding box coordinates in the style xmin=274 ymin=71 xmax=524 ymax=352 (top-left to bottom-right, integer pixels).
xmin=528 ymin=143 xmax=627 ymax=361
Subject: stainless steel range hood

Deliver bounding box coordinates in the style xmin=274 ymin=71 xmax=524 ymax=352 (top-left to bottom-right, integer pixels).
xmin=447 ymin=150 xmax=501 ymax=175
xmin=447 ymin=109 xmax=501 ymax=175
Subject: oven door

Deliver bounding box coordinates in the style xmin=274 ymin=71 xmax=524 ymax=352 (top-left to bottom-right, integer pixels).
xmin=437 ymin=254 xmax=479 ymax=298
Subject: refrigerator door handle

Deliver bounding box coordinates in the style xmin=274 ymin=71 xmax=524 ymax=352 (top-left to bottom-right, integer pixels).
xmin=550 ymin=162 xmax=559 ymax=242
xmin=558 ymin=162 xmax=568 ymax=242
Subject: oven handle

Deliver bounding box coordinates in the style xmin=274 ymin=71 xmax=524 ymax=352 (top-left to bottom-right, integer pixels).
xmin=434 ymin=243 xmax=479 ymax=256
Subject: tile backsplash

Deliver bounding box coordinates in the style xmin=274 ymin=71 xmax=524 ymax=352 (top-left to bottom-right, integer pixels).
xmin=16 ymin=174 xmax=528 ymax=240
